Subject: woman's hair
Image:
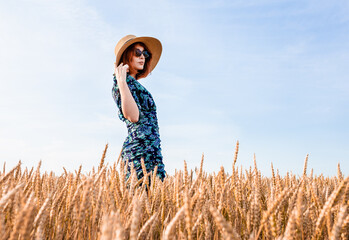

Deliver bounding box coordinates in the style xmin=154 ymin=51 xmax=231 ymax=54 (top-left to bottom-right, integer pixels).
xmin=119 ymin=42 xmax=152 ymax=80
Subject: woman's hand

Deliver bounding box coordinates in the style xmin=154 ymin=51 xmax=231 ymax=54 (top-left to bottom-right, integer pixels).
xmin=114 ymin=62 xmax=129 ymax=83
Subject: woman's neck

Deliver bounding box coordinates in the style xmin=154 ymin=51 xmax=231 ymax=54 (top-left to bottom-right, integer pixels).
xmin=130 ymin=73 xmax=136 ymax=79
xmin=129 ymin=70 xmax=137 ymax=79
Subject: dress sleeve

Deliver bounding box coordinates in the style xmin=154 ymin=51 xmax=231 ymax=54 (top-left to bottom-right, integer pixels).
xmin=111 ymin=74 xmax=144 ymax=123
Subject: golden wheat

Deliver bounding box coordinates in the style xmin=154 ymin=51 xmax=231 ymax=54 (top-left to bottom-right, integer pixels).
xmin=0 ymin=143 xmax=348 ymax=239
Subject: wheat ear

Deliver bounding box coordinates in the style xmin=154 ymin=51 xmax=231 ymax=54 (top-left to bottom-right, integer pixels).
xmin=137 ymin=212 xmax=158 ymax=240
xmin=98 ymin=143 xmax=108 ymax=172
xmin=209 ymin=205 xmax=240 ymax=240
xmin=233 ymin=140 xmax=239 ymax=167
xmin=0 ymin=162 xmax=21 ymax=186
xmin=33 ymin=195 xmax=51 ymax=227
xmin=329 ymin=205 xmax=347 ymax=240
xmin=312 ymin=176 xmax=349 ymax=240
xmin=256 ymin=185 xmax=296 ymax=239
xmin=163 ymin=206 xmax=185 ymax=240
xmin=303 ymin=154 xmax=309 ymax=176
xmin=0 ymin=183 xmax=24 ymax=208
xmin=130 ymin=197 xmax=141 ymax=240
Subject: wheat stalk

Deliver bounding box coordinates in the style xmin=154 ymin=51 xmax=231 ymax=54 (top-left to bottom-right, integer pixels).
xmin=0 ymin=147 xmax=348 ymax=240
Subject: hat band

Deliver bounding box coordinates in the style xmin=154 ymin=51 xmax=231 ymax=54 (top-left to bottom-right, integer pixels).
xmin=123 ymin=38 xmax=135 ymax=46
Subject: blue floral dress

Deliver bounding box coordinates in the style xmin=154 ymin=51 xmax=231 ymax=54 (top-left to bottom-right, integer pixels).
xmin=112 ymin=73 xmax=166 ymax=181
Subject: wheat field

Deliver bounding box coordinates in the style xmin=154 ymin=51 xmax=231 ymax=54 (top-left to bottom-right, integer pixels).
xmin=0 ymin=142 xmax=348 ymax=240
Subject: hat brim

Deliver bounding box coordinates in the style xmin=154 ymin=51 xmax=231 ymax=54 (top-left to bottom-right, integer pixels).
xmin=114 ymin=36 xmax=162 ymax=79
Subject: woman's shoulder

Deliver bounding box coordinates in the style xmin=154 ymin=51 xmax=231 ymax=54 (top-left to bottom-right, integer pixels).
xmin=113 ymin=73 xmax=135 ymax=83
xmin=113 ymin=74 xmax=138 ymax=89
xmin=113 ymin=74 xmax=151 ymax=96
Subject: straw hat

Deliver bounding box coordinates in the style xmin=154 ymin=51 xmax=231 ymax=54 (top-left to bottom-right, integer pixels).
xmin=114 ymin=35 xmax=162 ymax=77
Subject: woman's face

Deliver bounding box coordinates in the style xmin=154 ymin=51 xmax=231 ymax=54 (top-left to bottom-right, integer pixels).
xmin=129 ymin=44 xmax=146 ymax=73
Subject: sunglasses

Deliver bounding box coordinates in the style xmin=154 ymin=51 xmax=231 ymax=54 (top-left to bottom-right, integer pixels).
xmin=135 ymin=48 xmax=150 ymax=58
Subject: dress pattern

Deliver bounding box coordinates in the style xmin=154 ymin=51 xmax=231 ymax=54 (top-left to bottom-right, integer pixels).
xmin=112 ymin=73 xmax=166 ymax=181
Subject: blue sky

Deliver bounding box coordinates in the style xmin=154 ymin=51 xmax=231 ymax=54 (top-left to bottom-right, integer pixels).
xmin=0 ymin=0 xmax=348 ymax=176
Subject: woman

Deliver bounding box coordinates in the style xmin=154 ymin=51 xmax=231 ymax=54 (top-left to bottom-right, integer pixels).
xmin=112 ymin=35 xmax=166 ymax=183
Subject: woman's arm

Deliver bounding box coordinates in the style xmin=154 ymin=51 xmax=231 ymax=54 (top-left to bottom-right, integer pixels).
xmin=114 ymin=63 xmax=140 ymax=123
